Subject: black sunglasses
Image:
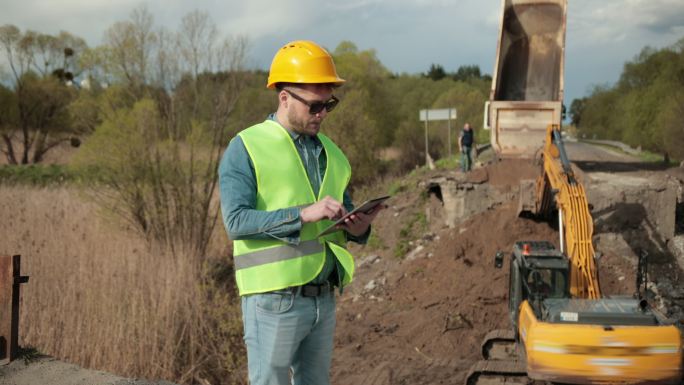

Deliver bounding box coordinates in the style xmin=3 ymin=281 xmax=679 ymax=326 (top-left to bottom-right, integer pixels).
xmin=284 ymin=89 xmax=339 ymax=114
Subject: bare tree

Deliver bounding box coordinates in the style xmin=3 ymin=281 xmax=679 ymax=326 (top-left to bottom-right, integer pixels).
xmin=74 ymin=12 xmax=250 ymax=380
xmin=77 ymin=11 xmax=249 ymax=260
xmin=102 ymin=6 xmax=157 ymax=90
xmin=178 ymin=10 xmax=218 ymax=78
xmin=0 ymin=24 xmax=85 ymax=164
xmin=0 ymin=25 xmax=29 ymax=81
xmin=154 ymin=27 xmax=180 ymax=91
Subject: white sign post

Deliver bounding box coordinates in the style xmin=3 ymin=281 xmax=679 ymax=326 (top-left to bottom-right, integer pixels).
xmin=419 ymin=108 xmax=457 ymax=167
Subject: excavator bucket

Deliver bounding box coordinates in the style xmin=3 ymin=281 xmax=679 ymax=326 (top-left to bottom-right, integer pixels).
xmin=516 ymin=178 xmax=536 ymax=216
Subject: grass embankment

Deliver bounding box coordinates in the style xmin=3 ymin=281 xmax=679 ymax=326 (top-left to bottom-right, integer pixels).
xmin=579 ymin=140 xmax=679 ymax=165
xmin=0 ymin=184 xmax=245 ymax=384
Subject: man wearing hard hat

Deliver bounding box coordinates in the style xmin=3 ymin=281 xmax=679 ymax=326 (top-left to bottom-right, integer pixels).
xmin=219 ymin=40 xmax=382 ymax=385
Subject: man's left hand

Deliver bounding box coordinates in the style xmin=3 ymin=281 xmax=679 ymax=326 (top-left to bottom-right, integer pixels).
xmin=339 ymin=205 xmax=385 ymax=237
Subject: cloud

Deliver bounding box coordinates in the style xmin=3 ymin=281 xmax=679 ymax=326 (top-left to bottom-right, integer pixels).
xmin=1 ymin=0 xmax=681 ymax=104
xmin=216 ymin=1 xmax=315 ymax=38
xmin=1 ymin=0 xmax=144 ymax=45
xmin=637 ymin=1 xmax=684 ymax=34
xmin=570 ymin=0 xmax=684 ymax=43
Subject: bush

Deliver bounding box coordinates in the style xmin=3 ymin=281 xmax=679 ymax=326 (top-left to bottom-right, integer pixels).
xmin=0 ymin=164 xmax=76 ymax=185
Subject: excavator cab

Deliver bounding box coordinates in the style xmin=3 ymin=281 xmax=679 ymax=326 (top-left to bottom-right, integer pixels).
xmin=505 ymin=241 xmax=569 ymax=333
xmin=475 ymin=240 xmax=682 ymax=385
xmin=526 ymin=270 xmax=560 ymax=300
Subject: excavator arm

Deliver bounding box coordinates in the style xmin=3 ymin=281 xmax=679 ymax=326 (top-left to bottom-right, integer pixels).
xmin=534 ymin=124 xmax=601 ymax=299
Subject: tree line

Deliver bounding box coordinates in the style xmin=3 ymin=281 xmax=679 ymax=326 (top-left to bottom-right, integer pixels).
xmin=0 ymin=7 xmax=493 ymax=273
xmin=0 ymin=9 xmax=492 ymax=258
xmin=0 ymin=11 xmax=491 ymax=177
xmin=570 ymin=38 xmax=684 ymax=162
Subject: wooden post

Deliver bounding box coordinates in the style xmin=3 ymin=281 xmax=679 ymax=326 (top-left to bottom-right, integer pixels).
xmin=0 ymin=255 xmax=29 ymax=365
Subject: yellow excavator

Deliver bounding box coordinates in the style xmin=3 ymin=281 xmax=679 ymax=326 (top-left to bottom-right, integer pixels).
xmin=465 ymin=124 xmax=683 ymax=384
xmin=466 ymin=0 xmax=683 ymax=383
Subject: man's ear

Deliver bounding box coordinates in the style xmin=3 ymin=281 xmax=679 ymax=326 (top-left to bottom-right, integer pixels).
xmin=278 ymin=90 xmax=288 ymax=108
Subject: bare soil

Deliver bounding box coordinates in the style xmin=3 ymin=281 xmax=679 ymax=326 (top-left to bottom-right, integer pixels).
xmin=330 ymin=147 xmax=677 ymax=385
xmin=333 ymin=202 xmax=559 ymax=384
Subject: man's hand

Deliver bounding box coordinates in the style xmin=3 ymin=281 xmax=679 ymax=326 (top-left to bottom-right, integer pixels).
xmin=339 ymin=204 xmax=385 ymax=237
xmin=300 ymin=196 xmax=347 ymax=223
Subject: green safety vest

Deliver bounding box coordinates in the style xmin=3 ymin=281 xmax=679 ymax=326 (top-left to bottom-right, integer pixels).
xmin=233 ymin=119 xmax=355 ymax=295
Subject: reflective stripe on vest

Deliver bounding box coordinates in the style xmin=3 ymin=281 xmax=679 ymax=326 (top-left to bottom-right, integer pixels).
xmin=232 ymin=120 xmax=354 ymax=295
xmin=234 ymin=239 xmax=324 ymax=270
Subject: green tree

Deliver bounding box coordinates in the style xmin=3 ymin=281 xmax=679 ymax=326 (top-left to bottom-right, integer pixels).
xmin=660 ymin=92 xmax=684 ymax=161
xmin=569 ymin=97 xmax=586 ymax=126
xmin=429 ymin=80 xmax=488 ymax=158
xmin=389 ymin=75 xmax=452 ymax=170
xmin=325 ymin=88 xmax=382 ymax=186
xmin=452 ymin=65 xmax=482 ymax=82
xmin=425 ymin=63 xmax=447 ymax=81
xmin=578 ymin=38 xmax=684 ymax=160
xmin=0 ymin=25 xmax=85 ymax=164
xmin=18 ymin=74 xmax=77 ymax=163
xmin=332 ymin=41 xmax=395 ymax=147
xmin=224 ymin=70 xmax=275 ymax=136
xmin=578 ymin=85 xmax=621 ymax=140
xmin=0 ymin=84 xmax=19 ymax=160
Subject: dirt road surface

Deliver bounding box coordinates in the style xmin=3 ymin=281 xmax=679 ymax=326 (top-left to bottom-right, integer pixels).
xmin=0 ymin=356 xmax=178 ymax=385
xmin=564 ymin=140 xmax=638 ymax=163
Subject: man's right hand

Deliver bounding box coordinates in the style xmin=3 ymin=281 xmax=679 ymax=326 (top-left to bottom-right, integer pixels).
xmin=300 ymin=196 xmax=347 ymax=224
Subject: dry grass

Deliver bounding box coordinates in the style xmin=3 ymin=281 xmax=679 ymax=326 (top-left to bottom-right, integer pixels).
xmin=0 ymin=185 xmax=245 ymax=384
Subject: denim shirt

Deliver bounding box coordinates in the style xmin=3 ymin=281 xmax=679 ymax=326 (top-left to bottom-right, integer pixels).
xmin=218 ymin=115 xmax=369 ymax=286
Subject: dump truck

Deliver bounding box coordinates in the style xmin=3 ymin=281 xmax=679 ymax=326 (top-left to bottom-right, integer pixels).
xmin=483 ymin=0 xmax=565 ymax=159
xmin=467 ymin=0 xmax=683 ymax=383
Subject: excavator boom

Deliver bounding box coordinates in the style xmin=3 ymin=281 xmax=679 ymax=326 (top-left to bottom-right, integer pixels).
xmin=535 ymin=124 xmax=601 ymax=299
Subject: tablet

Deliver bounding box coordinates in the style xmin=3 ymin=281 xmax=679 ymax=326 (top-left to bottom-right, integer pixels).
xmin=317 ymin=195 xmax=390 ymax=237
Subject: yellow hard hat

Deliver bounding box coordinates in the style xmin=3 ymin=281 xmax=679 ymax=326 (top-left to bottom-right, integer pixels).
xmin=266 ymin=40 xmax=345 ymax=89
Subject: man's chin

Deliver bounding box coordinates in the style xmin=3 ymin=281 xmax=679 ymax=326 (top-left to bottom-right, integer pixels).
xmin=306 ymin=125 xmax=321 ymax=135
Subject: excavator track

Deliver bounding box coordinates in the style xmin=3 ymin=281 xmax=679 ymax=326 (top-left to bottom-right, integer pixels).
xmin=465 ymin=359 xmax=529 ymax=385
xmin=481 ymin=329 xmax=518 ymax=360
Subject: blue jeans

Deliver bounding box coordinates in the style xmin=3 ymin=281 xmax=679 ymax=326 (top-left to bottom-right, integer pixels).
xmin=241 ymin=288 xmax=336 ymax=385
xmin=461 ymin=145 xmax=472 ymax=172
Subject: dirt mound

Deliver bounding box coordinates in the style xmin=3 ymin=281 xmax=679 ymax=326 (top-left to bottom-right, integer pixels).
xmin=331 ymin=164 xmax=642 ymax=385
xmin=469 ymin=159 xmax=540 ymax=188
xmin=332 ymin=201 xmax=559 ymax=385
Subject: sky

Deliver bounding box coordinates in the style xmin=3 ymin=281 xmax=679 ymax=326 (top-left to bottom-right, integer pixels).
xmin=2 ymin=0 xmax=684 ymax=106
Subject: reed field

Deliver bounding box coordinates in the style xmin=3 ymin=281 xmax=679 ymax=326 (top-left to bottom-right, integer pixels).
xmin=0 ymin=185 xmax=246 ymax=384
